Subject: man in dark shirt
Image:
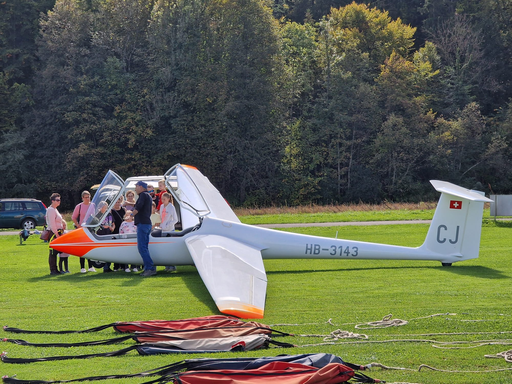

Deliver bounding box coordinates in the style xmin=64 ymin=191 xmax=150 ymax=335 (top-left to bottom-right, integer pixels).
xmin=132 ymin=181 xmax=156 ymax=276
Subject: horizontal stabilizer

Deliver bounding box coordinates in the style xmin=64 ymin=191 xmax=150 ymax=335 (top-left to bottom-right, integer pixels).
xmin=430 ymin=180 xmax=493 ymax=202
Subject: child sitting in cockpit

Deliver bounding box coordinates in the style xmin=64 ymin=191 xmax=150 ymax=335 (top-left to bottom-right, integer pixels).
xmin=159 ymin=192 xmax=178 ymax=232
xmin=119 ymin=211 xmax=137 ymax=234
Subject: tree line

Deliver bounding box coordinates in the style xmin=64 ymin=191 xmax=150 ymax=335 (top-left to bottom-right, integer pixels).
xmin=2 ymin=0 xmax=512 ymax=208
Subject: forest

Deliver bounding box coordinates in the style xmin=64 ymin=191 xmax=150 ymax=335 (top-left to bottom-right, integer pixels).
xmin=2 ymin=0 xmax=512 ymax=208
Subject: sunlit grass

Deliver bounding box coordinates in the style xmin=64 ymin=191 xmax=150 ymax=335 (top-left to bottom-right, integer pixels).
xmin=1 ymin=219 xmax=512 ymax=383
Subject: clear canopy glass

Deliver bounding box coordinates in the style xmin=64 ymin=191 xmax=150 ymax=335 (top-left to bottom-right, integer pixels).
xmin=164 ymin=164 xmax=211 ymax=218
xmin=83 ymin=170 xmax=124 ymax=228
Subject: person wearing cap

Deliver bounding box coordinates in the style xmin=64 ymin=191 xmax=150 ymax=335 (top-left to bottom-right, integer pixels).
xmin=132 ymin=181 xmax=157 ymax=277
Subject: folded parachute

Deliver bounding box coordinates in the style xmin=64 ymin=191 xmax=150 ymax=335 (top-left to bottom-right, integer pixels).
xmin=2 ymin=353 xmax=380 ymax=383
xmin=3 ymin=315 xmax=263 ymax=334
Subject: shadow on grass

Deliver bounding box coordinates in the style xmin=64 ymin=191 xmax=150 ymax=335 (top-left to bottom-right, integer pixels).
xmin=180 ymin=267 xmax=220 ymax=313
xmin=27 ymin=266 xmax=179 ymax=286
xmin=266 ymin=265 xmax=431 ymax=275
xmin=436 ymin=265 xmax=508 ymax=279
xmin=28 ymin=265 xmax=219 ymax=311
xmin=28 ymin=270 xmax=146 ymax=286
xmin=267 ymin=264 xmax=508 ymax=279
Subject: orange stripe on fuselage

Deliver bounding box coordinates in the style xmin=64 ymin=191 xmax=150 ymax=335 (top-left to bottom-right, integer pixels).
xmin=49 ymin=228 xmax=139 ymax=257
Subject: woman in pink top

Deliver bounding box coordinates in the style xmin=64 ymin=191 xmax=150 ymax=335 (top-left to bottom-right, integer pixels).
xmin=72 ymin=190 xmax=92 ymax=228
xmin=46 ymin=193 xmax=65 ymax=275
xmin=72 ymin=190 xmax=96 ymax=273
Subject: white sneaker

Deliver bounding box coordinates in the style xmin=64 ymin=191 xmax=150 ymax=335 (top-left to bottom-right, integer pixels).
xmin=88 ymin=267 xmax=96 ymax=272
xmin=125 ymin=268 xmax=131 ymax=272
xmin=132 ymin=268 xmax=139 ymax=272
xmin=80 ymin=268 xmax=86 ymax=273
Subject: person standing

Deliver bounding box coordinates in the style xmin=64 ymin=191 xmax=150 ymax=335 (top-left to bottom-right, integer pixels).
xmin=156 ymin=179 xmax=167 ymax=210
xmin=147 ymin=184 xmax=159 ymax=208
xmin=123 ymin=190 xmax=136 ymax=211
xmin=159 ymin=192 xmax=178 ymax=273
xmin=72 ymin=190 xmax=96 ymax=273
xmin=111 ymin=196 xmax=128 ymax=272
xmin=132 ymin=181 xmax=156 ymax=277
xmin=46 ymin=193 xmax=64 ymax=275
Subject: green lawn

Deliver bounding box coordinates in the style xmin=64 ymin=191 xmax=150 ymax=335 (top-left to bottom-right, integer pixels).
xmin=1 ymin=220 xmax=512 ymax=383
xmin=238 ymin=207 xmax=509 ymax=225
xmin=238 ymin=208 xmax=436 ymax=225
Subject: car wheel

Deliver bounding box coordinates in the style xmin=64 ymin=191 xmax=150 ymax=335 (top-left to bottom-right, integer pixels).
xmin=22 ymin=218 xmax=36 ymax=230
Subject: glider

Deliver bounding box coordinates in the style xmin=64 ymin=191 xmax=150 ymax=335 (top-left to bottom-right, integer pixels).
xmin=50 ymin=164 xmax=492 ymax=319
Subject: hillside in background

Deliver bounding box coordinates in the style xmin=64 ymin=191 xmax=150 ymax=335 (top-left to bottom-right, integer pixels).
xmin=1 ymin=0 xmax=512 ymax=208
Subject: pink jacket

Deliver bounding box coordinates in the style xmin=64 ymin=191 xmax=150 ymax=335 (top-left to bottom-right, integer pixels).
xmin=46 ymin=206 xmax=64 ymax=234
xmin=72 ymin=202 xmax=91 ymax=228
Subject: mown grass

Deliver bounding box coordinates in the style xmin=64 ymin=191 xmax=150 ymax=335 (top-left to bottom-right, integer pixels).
xmin=236 ymin=202 xmax=437 ymax=225
xmin=1 ymin=219 xmax=512 ymax=383
xmin=238 ymin=205 xmax=508 ymax=225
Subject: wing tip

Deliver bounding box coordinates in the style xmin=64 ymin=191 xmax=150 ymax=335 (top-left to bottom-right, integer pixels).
xmin=218 ymin=302 xmax=264 ymax=319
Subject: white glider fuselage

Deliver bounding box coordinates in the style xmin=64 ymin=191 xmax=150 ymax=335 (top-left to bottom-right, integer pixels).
xmin=49 ymin=164 xmax=491 ymax=318
xmin=56 ymin=209 xmax=475 ymax=266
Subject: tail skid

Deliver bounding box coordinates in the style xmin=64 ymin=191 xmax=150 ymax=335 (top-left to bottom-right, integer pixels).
xmin=420 ymin=181 xmax=492 ymax=264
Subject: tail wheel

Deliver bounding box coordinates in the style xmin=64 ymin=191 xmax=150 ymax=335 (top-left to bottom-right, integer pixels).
xmin=441 ymin=262 xmax=452 ymax=267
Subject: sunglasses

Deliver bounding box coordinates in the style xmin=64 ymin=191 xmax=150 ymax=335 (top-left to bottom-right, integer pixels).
xmin=54 ymin=199 xmax=61 ymax=202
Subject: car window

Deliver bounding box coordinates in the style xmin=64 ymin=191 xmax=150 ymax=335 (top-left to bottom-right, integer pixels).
xmin=5 ymin=202 xmax=23 ymax=211
xmin=24 ymin=202 xmax=41 ymax=211
xmin=0 ymin=203 xmax=3 ymax=211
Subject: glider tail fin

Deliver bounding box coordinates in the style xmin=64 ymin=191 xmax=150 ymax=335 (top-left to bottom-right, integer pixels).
xmin=421 ymin=181 xmax=492 ymax=263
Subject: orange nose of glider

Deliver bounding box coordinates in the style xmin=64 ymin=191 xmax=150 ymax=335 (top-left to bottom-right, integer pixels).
xmin=49 ymin=228 xmax=94 ymax=257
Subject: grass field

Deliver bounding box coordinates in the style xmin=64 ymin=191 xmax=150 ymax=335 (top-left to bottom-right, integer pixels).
xmin=1 ymin=218 xmax=512 ymax=383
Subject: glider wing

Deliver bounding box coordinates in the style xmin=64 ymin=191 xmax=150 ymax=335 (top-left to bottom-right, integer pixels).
xmin=186 ymin=234 xmax=267 ymax=319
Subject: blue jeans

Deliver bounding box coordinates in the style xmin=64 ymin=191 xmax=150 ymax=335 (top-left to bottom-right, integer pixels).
xmin=137 ymin=224 xmax=154 ymax=271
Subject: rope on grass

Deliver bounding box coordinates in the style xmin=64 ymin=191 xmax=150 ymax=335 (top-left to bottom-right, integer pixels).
xmin=355 ymin=314 xmax=408 ymax=329
xmin=354 ymin=313 xmax=457 ymax=329
xmin=270 ymin=318 xmax=356 ymax=327
xmin=366 ymin=362 xmax=414 ymax=371
xmin=299 ymin=329 xmax=368 ymax=341
xmin=367 ymin=362 xmax=512 ymax=374
xmin=271 ymin=312 xmax=457 ymax=328
xmin=485 ymin=349 xmax=512 ymax=362
xmin=388 ymin=330 xmax=512 ymax=337
xmin=299 ymin=338 xmax=438 ymax=348
xmin=432 ymin=340 xmax=512 ymax=349
xmin=418 ymin=364 xmax=512 ymax=373
xmin=300 ymin=337 xmax=512 ymax=352
xmin=324 ymin=329 xmax=369 ymax=341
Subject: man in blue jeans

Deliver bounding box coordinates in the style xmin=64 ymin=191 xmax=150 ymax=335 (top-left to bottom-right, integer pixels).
xmin=131 ymin=181 xmax=156 ymax=277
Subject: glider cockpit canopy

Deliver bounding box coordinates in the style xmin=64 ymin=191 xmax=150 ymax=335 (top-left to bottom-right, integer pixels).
xmin=82 ymin=164 xmax=239 ymax=230
xmin=83 ymin=171 xmax=124 ymax=229
xmin=164 ymin=164 xmax=239 ymax=223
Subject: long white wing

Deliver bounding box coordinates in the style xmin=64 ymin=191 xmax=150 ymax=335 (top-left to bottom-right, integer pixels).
xmin=186 ymin=234 xmax=267 ymax=319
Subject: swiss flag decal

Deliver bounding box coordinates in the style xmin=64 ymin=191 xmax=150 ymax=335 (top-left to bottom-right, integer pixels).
xmin=450 ymin=200 xmax=462 ymax=209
